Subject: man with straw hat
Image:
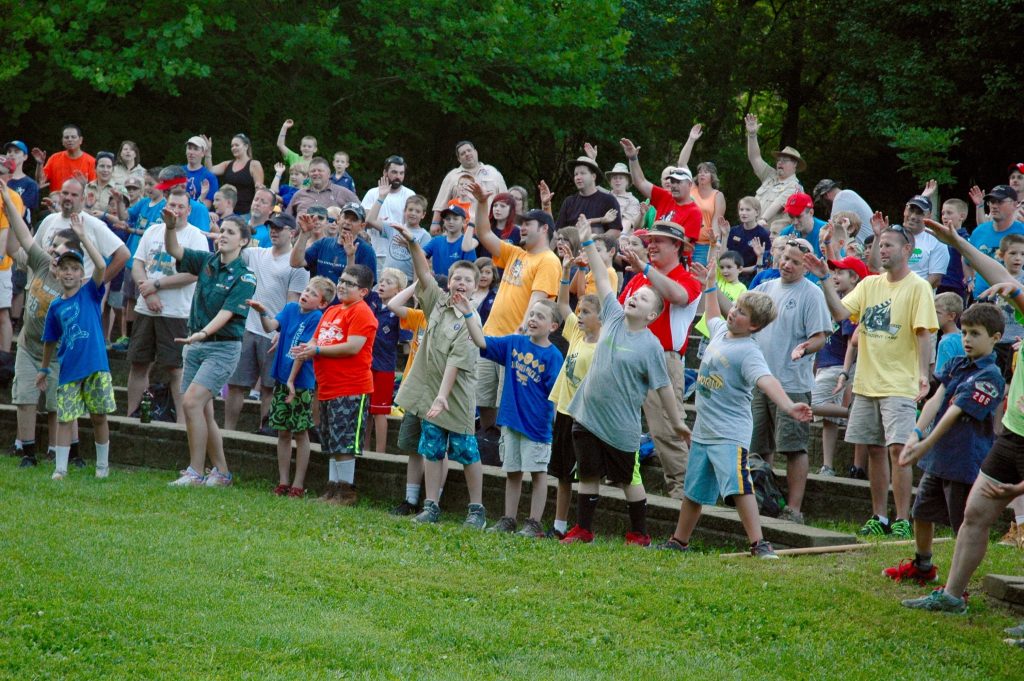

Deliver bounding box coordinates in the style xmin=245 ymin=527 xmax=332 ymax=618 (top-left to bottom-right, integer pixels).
xmin=744 ymin=114 xmax=805 ymax=235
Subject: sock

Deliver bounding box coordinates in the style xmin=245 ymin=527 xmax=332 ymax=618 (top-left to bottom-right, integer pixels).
xmin=14 ymin=438 xmax=23 ymax=449
xmin=1015 ymin=514 xmax=1024 ymax=525
xmin=54 ymin=445 xmax=70 ymax=474
xmin=70 ymin=441 xmax=80 ymax=460
xmin=437 ymin=487 xmax=444 ymax=502
xmin=627 ymin=499 xmax=648 ymax=536
xmin=328 ymin=459 xmax=340 ymax=483
xmin=406 ymin=484 xmax=421 ymax=505
xmin=577 ymin=494 xmax=599 ymax=531
xmin=22 ymin=440 xmax=36 ymax=458
xmin=338 ymin=459 xmax=355 ymax=485
xmin=95 ymin=442 xmax=109 ymax=470
xmin=877 ymin=515 xmax=889 ymax=526
xmin=554 ymin=519 xmax=568 ymax=534
xmin=914 ymin=552 xmax=933 ymax=569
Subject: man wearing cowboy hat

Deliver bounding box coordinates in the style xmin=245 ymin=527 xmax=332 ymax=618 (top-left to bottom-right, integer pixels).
xmin=553 ymin=155 xmax=623 ymax=237
xmin=605 ymin=162 xmax=643 ymax=231
xmin=744 ymin=114 xmax=804 ymax=234
xmin=618 ymin=138 xmax=702 ymax=245
xmin=617 ymin=219 xmax=703 ymax=498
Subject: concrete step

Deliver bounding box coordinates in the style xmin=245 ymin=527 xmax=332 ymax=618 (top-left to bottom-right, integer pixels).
xmin=982 ymin=574 xmax=1024 ymax=614
xmin=0 ymin=404 xmax=857 ymax=550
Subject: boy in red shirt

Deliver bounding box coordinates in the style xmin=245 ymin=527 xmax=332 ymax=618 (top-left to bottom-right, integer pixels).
xmin=292 ymin=264 xmax=378 ymax=505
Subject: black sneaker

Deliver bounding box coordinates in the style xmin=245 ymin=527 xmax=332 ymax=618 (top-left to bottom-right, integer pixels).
xmin=545 ymin=527 xmax=567 ymax=540
xmin=45 ymin=448 xmax=56 ymax=461
xmin=848 ymin=465 xmax=868 ymax=480
xmin=18 ymin=455 xmax=37 ymax=468
xmin=9 ymin=443 xmax=22 ymax=457
xmin=390 ymin=500 xmax=420 ymax=516
xmin=70 ymin=456 xmax=87 ymax=469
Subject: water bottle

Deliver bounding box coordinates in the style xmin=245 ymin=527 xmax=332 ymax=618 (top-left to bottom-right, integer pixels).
xmin=140 ymin=390 xmax=153 ymax=424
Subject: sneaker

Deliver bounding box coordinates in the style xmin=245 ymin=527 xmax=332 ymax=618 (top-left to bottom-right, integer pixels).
xmin=334 ymin=482 xmax=358 ymax=506
xmin=1003 ymin=638 xmax=1024 ymax=648
xmin=51 ymin=470 xmax=66 ymax=481
xmin=560 ymin=525 xmax=595 ymax=545
xmin=901 ymin=588 xmax=967 ymax=614
xmin=287 ymin=486 xmax=305 ymax=498
xmin=848 ymin=465 xmax=868 ymax=480
xmin=890 ymin=518 xmax=913 ymax=539
xmin=390 ymin=500 xmax=420 ymax=516
xmin=859 ymin=515 xmax=892 ymax=536
xmin=1005 ymin=621 xmax=1024 ymax=638
xmin=545 ymin=527 xmax=567 ymax=540
xmin=319 ymin=482 xmax=340 ymax=502
xmin=998 ymin=521 xmax=1023 ymax=548
xmin=203 ymin=468 xmax=233 ymax=487
xmin=883 ymin=558 xmax=938 ymax=585
xmin=779 ymin=507 xmax=805 ymax=524
xmin=18 ymin=455 xmax=37 ymax=468
xmin=463 ymin=503 xmax=487 ymax=530
xmin=248 ymin=389 xmax=261 ymax=401
xmin=625 ymin=531 xmax=652 ymax=547
xmin=487 ymin=516 xmax=517 ymax=534
xmin=110 ymin=336 xmax=130 ymax=352
xmin=95 ymin=466 xmax=109 ymax=479
xmin=413 ymin=500 xmax=441 ymax=524
xmin=654 ymin=537 xmax=690 ymax=552
xmin=169 ymin=467 xmax=205 ymax=486
xmin=751 ymin=539 xmax=779 ymax=559
xmin=817 ymin=465 xmax=836 ymax=477
xmin=8 ymin=443 xmax=22 ymax=457
xmin=70 ymin=456 xmax=87 ymax=469
xmin=516 ymin=518 xmax=545 ymax=538
xmin=272 ymin=483 xmax=291 ymax=496
xmin=45 ymin=448 xmax=56 ymax=461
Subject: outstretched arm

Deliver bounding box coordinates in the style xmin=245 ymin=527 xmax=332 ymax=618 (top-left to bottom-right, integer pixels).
xmin=756 ymin=374 xmax=813 ymax=422
xmin=576 ymin=215 xmax=612 ymax=300
xmin=70 ymin=215 xmax=106 ymax=285
xmin=676 ymin=124 xmax=702 ymax=169
xmin=803 ymin=254 xmax=852 ymax=321
xmin=469 ymin=182 xmax=501 ymax=257
xmin=926 ymin=217 xmax=1016 ymax=288
xmin=387 ymin=283 xmax=417 ymax=319
xmin=619 ymin=138 xmax=653 ymax=199
xmin=452 ymin=292 xmax=487 ymax=349
xmin=162 ymin=207 xmax=185 ymax=262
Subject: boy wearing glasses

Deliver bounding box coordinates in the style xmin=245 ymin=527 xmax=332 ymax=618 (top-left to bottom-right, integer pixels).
xmin=293 ymin=264 xmax=378 ymax=506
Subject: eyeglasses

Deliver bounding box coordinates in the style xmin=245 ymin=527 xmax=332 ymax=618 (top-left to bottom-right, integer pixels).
xmin=338 ymin=279 xmax=361 ymax=288
xmin=785 ymin=239 xmax=810 ymax=254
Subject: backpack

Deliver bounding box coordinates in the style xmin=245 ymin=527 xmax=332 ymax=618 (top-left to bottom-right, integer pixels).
xmin=745 ymin=453 xmax=786 ymax=518
xmin=148 ymin=382 xmax=177 ymax=423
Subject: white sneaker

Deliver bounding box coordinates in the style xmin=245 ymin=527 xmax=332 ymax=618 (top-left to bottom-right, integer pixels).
xmin=169 ymin=467 xmax=205 ymax=486
xmin=52 ymin=470 xmax=66 ymax=481
xmin=95 ymin=467 xmax=109 ymax=479
xmin=204 ymin=467 xmax=233 ymax=487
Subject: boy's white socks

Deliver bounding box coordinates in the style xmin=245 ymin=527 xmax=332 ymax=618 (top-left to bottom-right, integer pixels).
xmin=328 ymin=459 xmax=340 ymax=483
xmin=338 ymin=459 xmax=355 ymax=485
xmin=406 ymin=484 xmax=421 ymax=505
xmin=54 ymin=446 xmax=70 ymax=475
xmin=95 ymin=442 xmax=110 ymax=478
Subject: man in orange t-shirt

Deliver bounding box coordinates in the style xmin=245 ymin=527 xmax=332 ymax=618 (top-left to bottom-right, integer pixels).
xmin=293 ymin=263 xmax=378 ymax=505
xmin=33 ymin=124 xmax=96 ymax=192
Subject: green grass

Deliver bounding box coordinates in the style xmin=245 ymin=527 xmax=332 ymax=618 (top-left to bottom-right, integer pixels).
xmin=1 ymin=460 xmax=1022 ymax=680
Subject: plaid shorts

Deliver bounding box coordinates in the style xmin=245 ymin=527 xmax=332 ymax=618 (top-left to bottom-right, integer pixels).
xmin=56 ymin=371 xmax=116 ymax=423
xmin=319 ymin=394 xmax=369 ymax=457
xmin=267 ymin=382 xmax=315 ymax=434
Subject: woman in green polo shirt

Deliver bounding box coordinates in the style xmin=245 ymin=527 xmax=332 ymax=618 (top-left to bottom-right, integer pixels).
xmin=160 ymin=202 xmax=257 ymax=488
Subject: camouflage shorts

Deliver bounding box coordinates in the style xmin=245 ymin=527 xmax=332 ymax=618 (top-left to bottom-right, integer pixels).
xmin=56 ymin=371 xmax=116 ymax=423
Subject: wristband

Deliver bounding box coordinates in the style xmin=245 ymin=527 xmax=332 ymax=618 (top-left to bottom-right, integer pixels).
xmin=259 ymin=310 xmax=269 ymax=318
xmin=315 ymin=345 xmax=321 ymax=355
xmin=559 ymin=279 xmax=571 ymax=285
xmin=913 ymin=427 xmax=924 ymax=440
xmin=821 ymin=273 xmax=832 ymax=281
xmin=463 ymin=310 xmax=474 ymax=320
xmin=37 ymin=367 xmax=51 ymax=375
xmin=643 ymin=263 xmax=651 ymax=277
xmin=1012 ymin=288 xmax=1022 ymax=299
xmin=581 ymin=239 xmax=595 ymax=248
xmin=839 ymin=371 xmax=849 ymax=379
xmin=626 ymin=155 xmax=638 ymax=162
xmin=377 ymin=198 xmax=385 ymax=205
xmin=704 ymin=286 xmax=718 ymax=294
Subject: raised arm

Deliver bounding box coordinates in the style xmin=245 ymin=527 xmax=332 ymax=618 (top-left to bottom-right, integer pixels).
xmin=463 ymin=182 xmax=500 ymax=258
xmin=276 ymin=119 xmax=295 ymax=158
xmin=270 ymin=162 xmax=285 ymax=194
xmin=387 ymin=283 xmax=417 ymax=319
xmin=1 ymin=182 xmax=32 ymax=254
xmin=619 ymin=138 xmax=653 ymax=199
xmin=393 ymin=223 xmax=432 ymax=289
xmin=803 ymin=254 xmax=852 ymax=321
xmin=364 ymin=174 xmax=389 ymax=231
xmin=576 ymin=215 xmax=612 ymax=300
xmin=555 ymin=243 xmax=574 ymax=321
xmin=744 ymin=114 xmax=768 ymax=173
xmin=290 ymin=215 xmax=316 ymax=268
xmin=926 ymin=217 xmax=1016 ymax=287
xmin=676 ymin=124 xmax=702 ymax=169
xmin=70 ymin=214 xmax=106 ymax=285
xmin=162 ymin=207 xmax=184 ymax=261
xmin=452 ymin=292 xmax=487 ymax=349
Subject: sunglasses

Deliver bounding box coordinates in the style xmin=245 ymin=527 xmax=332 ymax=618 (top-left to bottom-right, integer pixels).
xmin=785 ymin=239 xmax=811 ymax=254
xmin=882 ymin=225 xmax=912 ymax=244
xmin=327 ymin=217 xmax=337 ymax=224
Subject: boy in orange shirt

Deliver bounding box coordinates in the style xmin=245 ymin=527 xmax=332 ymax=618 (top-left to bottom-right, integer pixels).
xmin=292 ymin=263 xmax=378 ymax=505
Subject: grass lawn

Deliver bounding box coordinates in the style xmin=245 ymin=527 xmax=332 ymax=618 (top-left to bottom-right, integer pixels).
xmin=1 ymin=460 xmax=1022 ymax=680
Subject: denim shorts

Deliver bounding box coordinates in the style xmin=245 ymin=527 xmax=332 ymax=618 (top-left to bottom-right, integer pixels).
xmin=181 ymin=341 xmax=241 ymax=396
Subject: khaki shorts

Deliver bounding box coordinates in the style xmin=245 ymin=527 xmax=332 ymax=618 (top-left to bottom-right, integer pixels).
xmin=811 ymin=364 xmax=854 ymax=425
xmin=0 ymin=268 xmax=12 ymax=308
xmin=499 ymin=426 xmax=552 ymax=473
xmin=475 ymin=356 xmax=504 ymax=409
xmin=11 ymin=346 xmax=58 ymax=411
xmin=844 ymin=394 xmax=917 ymax=448
xmin=750 ymin=388 xmax=811 ymax=455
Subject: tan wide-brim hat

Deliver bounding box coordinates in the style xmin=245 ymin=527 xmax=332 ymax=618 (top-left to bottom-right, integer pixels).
xmin=568 ymin=156 xmax=601 ymax=175
xmin=605 ymin=162 xmax=631 ymax=178
xmin=772 ymin=146 xmax=806 ymax=172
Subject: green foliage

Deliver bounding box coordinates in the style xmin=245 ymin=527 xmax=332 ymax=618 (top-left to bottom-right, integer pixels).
xmin=884 ymin=125 xmax=963 ymax=187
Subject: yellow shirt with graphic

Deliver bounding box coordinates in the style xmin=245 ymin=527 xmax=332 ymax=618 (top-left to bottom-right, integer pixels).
xmin=548 ymin=312 xmax=597 ymax=414
xmin=841 ymin=272 xmax=937 ymax=398
xmin=482 ymin=240 xmax=561 ymax=336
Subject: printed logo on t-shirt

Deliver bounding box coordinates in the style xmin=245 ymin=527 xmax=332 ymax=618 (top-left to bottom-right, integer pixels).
xmin=564 ymin=351 xmax=581 ymax=387
xmin=505 ymin=258 xmax=524 ymax=287
xmin=511 ymin=348 xmax=546 ymax=386
xmin=861 ymin=299 xmax=901 ymax=337
xmin=57 ymin=301 xmax=89 ymax=352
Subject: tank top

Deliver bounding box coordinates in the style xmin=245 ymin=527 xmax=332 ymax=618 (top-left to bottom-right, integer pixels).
xmin=222 ymin=159 xmax=255 ymax=214
xmin=690 ymin=187 xmax=721 ymax=245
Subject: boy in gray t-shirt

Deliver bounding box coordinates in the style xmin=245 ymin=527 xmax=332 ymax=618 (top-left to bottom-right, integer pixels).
xmin=563 ymin=217 xmax=692 ymax=547
xmin=659 ymin=254 xmax=812 ymax=558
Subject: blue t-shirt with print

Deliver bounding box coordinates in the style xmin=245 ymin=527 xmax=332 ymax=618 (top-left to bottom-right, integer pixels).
xmin=127 ymin=198 xmax=166 ymax=267
xmin=303 ymin=236 xmax=378 ymax=285
xmin=817 ymin=319 xmax=856 ymax=369
xmin=370 ymin=295 xmax=401 ymax=372
xmin=184 ymin=165 xmax=218 ymax=204
xmin=920 ymin=353 xmax=1004 ymax=484
xmin=482 ymin=335 xmax=563 ymax=443
xmin=252 ymin=223 xmax=272 ymax=249
xmin=7 ymin=176 xmax=39 ymax=218
xmin=41 ymin=279 xmax=108 ymax=385
xmin=272 ymin=302 xmax=323 ymax=389
xmin=969 ymin=220 xmax=1024 ymax=292
xmin=423 ymin=235 xmax=466 ymax=277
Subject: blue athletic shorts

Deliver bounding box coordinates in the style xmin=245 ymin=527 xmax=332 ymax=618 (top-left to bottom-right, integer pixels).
xmin=683 ymin=441 xmax=755 ymax=506
xmin=418 ymin=420 xmax=480 ymax=465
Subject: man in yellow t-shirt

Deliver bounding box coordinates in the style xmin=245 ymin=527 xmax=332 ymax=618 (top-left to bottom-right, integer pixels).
xmin=807 ymin=225 xmax=937 ymax=539
xmin=470 ymin=183 xmax=561 ymax=444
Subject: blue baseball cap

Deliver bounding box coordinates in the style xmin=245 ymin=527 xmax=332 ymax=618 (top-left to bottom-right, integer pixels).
xmin=56 ymin=249 xmax=85 ymax=266
xmin=5 ymin=140 xmax=28 ymax=155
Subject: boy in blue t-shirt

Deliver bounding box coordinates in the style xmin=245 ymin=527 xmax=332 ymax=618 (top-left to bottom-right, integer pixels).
xmin=889 ymin=303 xmax=1005 ymax=585
xmin=366 ymin=267 xmax=407 ymax=453
xmin=247 ymin=276 xmax=336 ymax=497
xmin=37 ymin=217 xmax=116 ymax=480
xmin=456 ymin=295 xmax=564 ymax=538
xmin=423 ymin=205 xmax=468 ymax=278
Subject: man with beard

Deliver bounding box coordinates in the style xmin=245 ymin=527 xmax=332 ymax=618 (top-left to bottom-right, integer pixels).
xmin=362 ymin=155 xmax=415 ymax=258
xmin=744 ymin=114 xmax=804 ymax=234
xmin=288 ymin=157 xmax=358 ymax=218
xmin=618 ymin=138 xmax=702 ymax=246
xmin=553 ymin=155 xmax=623 ymax=237
xmin=431 ymin=141 xmax=507 ymax=228
xmin=31 ymin=124 xmax=95 ymax=193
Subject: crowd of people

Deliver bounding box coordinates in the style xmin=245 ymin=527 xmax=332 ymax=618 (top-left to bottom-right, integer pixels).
xmin=2 ymin=120 xmax=1024 ymax=645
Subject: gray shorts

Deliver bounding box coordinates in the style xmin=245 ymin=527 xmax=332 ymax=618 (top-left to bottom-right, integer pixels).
xmin=499 ymin=426 xmax=552 ymax=473
xmin=0 ymin=268 xmax=12 ymax=308
xmin=227 ymin=330 xmax=275 ymax=388
xmin=750 ymin=387 xmax=811 ymax=455
xmin=11 ymin=346 xmax=58 ymax=411
xmin=181 ymin=341 xmax=241 ymax=396
xmin=397 ymin=411 xmax=422 ymax=453
xmin=845 ymin=394 xmax=917 ymax=448
xmin=811 ymin=364 xmax=854 ymax=425
xmin=475 ymin=356 xmax=504 ymax=409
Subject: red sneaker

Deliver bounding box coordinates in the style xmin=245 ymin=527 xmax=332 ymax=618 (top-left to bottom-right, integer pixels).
xmin=882 ymin=558 xmax=938 ymax=585
xmin=272 ymin=483 xmax=291 ymax=496
xmin=560 ymin=525 xmax=595 ymax=544
xmin=625 ymin=531 xmax=652 ymax=547
xmin=288 ymin=486 xmax=305 ymax=498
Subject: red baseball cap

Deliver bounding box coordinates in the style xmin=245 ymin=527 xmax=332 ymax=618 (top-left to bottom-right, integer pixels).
xmin=784 ymin=192 xmax=814 ymax=217
xmin=828 ymin=256 xmax=869 ymax=280
xmin=1010 ymin=162 xmax=1024 ymax=176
